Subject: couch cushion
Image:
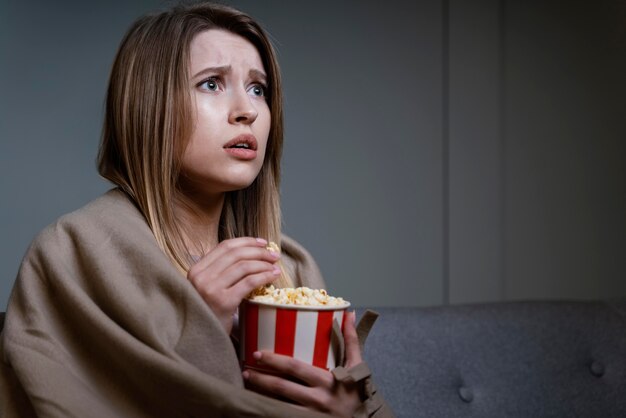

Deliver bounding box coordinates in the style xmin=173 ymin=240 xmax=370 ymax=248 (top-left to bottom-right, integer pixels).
xmin=359 ymin=299 xmax=626 ymax=418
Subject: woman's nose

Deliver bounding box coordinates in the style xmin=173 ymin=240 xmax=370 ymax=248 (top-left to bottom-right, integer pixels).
xmin=228 ymin=90 xmax=258 ymax=125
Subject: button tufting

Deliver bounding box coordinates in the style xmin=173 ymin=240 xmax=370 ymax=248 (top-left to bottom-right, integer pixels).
xmin=590 ymin=361 xmax=605 ymax=377
xmin=458 ymin=386 xmax=474 ymax=403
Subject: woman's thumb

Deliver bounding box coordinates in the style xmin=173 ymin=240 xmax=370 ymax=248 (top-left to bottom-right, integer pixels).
xmin=343 ymin=311 xmax=362 ymax=367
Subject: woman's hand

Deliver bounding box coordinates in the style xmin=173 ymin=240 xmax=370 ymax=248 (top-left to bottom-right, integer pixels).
xmin=243 ymin=311 xmax=363 ymax=417
xmin=187 ymin=237 xmax=281 ymax=333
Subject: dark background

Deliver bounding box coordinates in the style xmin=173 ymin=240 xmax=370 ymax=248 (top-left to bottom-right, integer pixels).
xmin=1 ymin=0 xmax=625 ymax=308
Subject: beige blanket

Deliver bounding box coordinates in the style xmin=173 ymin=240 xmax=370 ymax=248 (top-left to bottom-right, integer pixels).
xmin=0 ymin=188 xmax=330 ymax=417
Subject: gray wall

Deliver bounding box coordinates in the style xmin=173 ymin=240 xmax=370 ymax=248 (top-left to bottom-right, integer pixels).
xmin=1 ymin=0 xmax=625 ymax=309
xmin=448 ymin=0 xmax=626 ymax=303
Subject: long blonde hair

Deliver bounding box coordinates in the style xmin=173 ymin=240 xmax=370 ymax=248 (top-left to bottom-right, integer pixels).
xmin=97 ymin=2 xmax=292 ymax=287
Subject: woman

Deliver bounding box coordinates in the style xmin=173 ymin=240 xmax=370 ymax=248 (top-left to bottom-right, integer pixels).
xmin=0 ymin=3 xmax=391 ymax=417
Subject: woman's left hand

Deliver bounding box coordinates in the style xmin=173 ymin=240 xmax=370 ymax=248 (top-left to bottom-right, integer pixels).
xmin=242 ymin=311 xmax=362 ymax=417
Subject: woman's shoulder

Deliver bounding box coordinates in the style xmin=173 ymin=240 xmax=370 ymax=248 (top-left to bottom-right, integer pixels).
xmin=18 ymin=188 xmax=177 ymax=300
xmin=56 ymin=187 xmax=141 ymax=229
xmin=280 ymin=235 xmax=326 ymax=289
xmin=29 ymin=188 xmax=150 ymax=256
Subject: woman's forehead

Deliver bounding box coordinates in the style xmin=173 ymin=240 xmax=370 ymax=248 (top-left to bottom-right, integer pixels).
xmin=189 ymin=29 xmax=265 ymax=76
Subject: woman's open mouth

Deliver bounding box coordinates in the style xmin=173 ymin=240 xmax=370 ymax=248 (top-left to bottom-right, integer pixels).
xmin=223 ymin=134 xmax=258 ymax=160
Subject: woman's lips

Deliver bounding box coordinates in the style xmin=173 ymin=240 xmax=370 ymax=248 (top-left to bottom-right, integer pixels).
xmin=223 ymin=134 xmax=258 ymax=160
xmin=223 ymin=147 xmax=257 ymax=160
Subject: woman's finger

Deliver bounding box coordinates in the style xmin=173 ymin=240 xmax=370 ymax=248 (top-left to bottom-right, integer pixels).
xmin=343 ymin=311 xmax=362 ymax=368
xmin=195 ymin=260 xmax=277 ymax=304
xmin=243 ymin=369 xmax=331 ymax=411
xmin=189 ymin=246 xmax=279 ymax=288
xmin=229 ymin=268 xmax=282 ymax=301
xmin=252 ymin=351 xmax=333 ymax=388
xmin=188 ymin=237 xmax=271 ymax=276
xmin=217 ymin=259 xmax=279 ymax=288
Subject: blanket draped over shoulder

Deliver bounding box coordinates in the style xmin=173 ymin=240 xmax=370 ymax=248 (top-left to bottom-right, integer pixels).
xmin=0 ymin=189 xmax=331 ymax=417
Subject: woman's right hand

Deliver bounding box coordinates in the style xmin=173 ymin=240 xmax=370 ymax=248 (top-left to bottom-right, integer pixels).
xmin=187 ymin=237 xmax=281 ymax=334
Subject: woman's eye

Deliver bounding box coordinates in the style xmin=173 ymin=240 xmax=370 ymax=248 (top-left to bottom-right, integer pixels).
xmin=200 ymin=78 xmax=219 ymax=91
xmin=248 ymin=84 xmax=266 ymax=97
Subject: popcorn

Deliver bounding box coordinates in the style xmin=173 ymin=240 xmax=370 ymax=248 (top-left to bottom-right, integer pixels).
xmin=248 ymin=285 xmax=348 ymax=307
xmin=248 ymin=241 xmax=348 ymax=307
xmin=266 ymin=241 xmax=280 ymax=253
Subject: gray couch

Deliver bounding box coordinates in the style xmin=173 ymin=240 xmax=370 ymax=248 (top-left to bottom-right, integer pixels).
xmin=2 ymin=300 xmax=625 ymax=417
xmin=361 ymin=300 xmax=626 ymax=418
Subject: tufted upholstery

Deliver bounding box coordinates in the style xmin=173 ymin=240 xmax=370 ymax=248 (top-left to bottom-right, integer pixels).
xmin=360 ymin=300 xmax=626 ymax=418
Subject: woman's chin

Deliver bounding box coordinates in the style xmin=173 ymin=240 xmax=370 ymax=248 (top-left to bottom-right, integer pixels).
xmin=206 ymin=172 xmax=259 ymax=193
xmin=222 ymin=169 xmax=263 ymax=191
xmin=223 ymin=178 xmax=257 ymax=192
xmin=180 ymin=166 xmax=262 ymax=193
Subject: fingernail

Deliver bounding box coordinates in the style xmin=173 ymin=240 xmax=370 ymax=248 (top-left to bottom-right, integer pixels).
xmin=269 ymin=250 xmax=280 ymax=259
xmin=242 ymin=370 xmax=250 ymax=379
xmin=272 ymin=266 xmax=281 ymax=275
xmin=253 ymin=351 xmax=262 ymax=360
xmin=256 ymin=238 xmax=268 ymax=244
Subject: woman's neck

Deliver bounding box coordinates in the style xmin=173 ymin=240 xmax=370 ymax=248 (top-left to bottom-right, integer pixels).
xmin=173 ymin=190 xmax=225 ymax=257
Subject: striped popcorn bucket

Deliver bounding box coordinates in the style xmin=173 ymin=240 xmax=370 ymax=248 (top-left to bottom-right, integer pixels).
xmin=239 ymin=299 xmax=350 ymax=372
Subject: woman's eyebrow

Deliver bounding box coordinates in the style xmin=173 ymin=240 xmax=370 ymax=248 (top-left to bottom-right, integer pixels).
xmin=191 ymin=65 xmax=267 ymax=83
xmin=249 ymin=68 xmax=267 ymax=83
xmin=192 ymin=65 xmax=231 ymax=80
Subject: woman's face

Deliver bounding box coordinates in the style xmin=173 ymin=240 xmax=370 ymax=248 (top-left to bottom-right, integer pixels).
xmin=180 ymin=29 xmax=271 ymax=197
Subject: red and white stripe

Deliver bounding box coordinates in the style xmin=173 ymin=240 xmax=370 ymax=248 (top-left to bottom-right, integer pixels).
xmin=240 ymin=302 xmax=347 ymax=371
